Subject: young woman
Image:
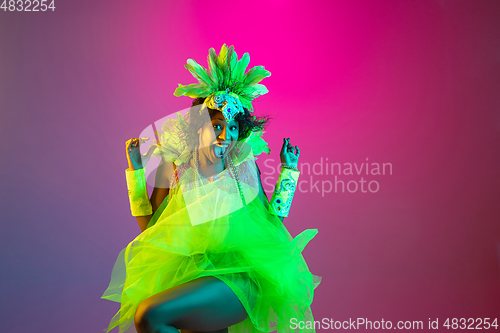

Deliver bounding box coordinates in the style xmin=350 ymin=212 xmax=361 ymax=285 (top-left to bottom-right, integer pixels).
xmin=102 ymin=44 xmax=321 ymax=333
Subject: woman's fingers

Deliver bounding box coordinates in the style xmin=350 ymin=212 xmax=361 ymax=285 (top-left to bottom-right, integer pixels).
xmin=128 ymin=137 xmax=150 ymax=147
xmin=287 ymin=140 xmax=297 ymax=154
xmin=126 ymin=138 xmax=140 ymax=155
xmin=282 ymin=138 xmax=300 ymax=156
xmin=282 ymin=138 xmax=300 ymax=155
xmin=281 ymin=138 xmax=288 ymax=154
xmin=128 ymin=138 xmax=146 ymax=147
xmin=126 ymin=138 xmax=135 ymax=152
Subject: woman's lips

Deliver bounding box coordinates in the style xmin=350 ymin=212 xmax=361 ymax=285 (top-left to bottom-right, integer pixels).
xmin=212 ymin=142 xmax=230 ymax=159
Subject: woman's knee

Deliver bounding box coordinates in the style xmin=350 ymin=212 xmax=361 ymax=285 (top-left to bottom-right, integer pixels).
xmin=134 ymin=300 xmax=152 ymax=333
xmin=134 ymin=276 xmax=248 ymax=332
xmin=135 ymin=300 xmax=171 ymax=333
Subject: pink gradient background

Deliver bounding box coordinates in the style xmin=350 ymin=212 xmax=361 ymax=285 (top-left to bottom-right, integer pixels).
xmin=1 ymin=0 xmax=499 ymax=332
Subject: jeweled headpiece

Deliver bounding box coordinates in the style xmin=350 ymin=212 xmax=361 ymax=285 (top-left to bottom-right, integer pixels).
xmin=173 ymin=44 xmax=271 ymax=122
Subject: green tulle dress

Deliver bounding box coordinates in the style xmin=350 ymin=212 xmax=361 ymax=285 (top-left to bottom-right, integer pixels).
xmin=101 ymin=144 xmax=322 ymax=333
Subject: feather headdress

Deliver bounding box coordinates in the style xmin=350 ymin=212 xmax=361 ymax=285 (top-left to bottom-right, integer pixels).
xmin=151 ymin=45 xmax=272 ymax=166
xmin=173 ymin=44 xmax=271 ymax=120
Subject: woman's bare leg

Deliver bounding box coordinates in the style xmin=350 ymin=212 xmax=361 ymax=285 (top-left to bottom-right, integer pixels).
xmin=134 ymin=276 xmax=248 ymax=333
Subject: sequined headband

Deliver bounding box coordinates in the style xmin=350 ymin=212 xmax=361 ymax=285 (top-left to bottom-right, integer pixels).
xmin=201 ymin=89 xmax=244 ymax=122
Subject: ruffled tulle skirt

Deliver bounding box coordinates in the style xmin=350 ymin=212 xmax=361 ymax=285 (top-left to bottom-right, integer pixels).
xmin=102 ymin=171 xmax=321 ymax=333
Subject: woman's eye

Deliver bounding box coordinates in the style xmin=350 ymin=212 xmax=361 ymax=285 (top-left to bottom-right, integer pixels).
xmin=212 ymin=124 xmax=237 ymax=131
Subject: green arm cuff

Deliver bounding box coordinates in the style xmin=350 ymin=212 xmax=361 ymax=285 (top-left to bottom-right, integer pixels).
xmin=125 ymin=168 xmax=153 ymax=216
xmin=268 ymin=167 xmax=300 ymax=217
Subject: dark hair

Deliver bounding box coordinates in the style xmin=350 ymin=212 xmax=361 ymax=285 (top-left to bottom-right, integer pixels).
xmin=189 ymin=97 xmax=271 ymax=141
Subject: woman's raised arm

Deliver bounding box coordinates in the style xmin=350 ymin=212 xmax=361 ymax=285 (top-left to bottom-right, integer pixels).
xmin=255 ymin=161 xmax=285 ymax=223
xmin=125 ymin=137 xmax=174 ymax=232
xmin=134 ymin=159 xmax=174 ymax=232
xmin=262 ymin=137 xmax=300 ymax=223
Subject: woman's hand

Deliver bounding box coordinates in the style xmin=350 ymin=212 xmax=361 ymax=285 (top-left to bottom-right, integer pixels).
xmin=280 ymin=137 xmax=300 ymax=169
xmin=126 ymin=137 xmax=158 ymax=170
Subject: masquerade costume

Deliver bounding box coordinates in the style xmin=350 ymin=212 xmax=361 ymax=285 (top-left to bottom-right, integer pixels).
xmin=102 ymin=45 xmax=322 ymax=333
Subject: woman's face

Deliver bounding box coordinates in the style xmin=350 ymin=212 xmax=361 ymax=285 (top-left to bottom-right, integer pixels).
xmin=198 ymin=110 xmax=239 ymax=164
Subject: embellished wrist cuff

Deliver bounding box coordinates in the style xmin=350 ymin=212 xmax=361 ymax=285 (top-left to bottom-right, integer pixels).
xmin=268 ymin=167 xmax=300 ymax=217
xmin=125 ymin=168 xmax=153 ymax=216
xmin=280 ymin=164 xmax=299 ymax=172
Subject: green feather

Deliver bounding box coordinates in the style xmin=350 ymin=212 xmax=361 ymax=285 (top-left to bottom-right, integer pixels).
xmin=233 ymin=53 xmax=250 ymax=84
xmin=207 ymin=48 xmax=219 ymax=87
xmin=248 ymin=84 xmax=269 ymax=98
xmin=218 ymin=44 xmax=228 ymax=69
xmin=229 ymin=49 xmax=238 ymax=86
xmin=174 ymin=83 xmax=210 ymax=98
xmin=222 ymin=45 xmax=235 ymax=88
xmin=243 ymin=66 xmax=271 ymax=86
xmin=243 ymin=129 xmax=271 ymax=158
xmin=186 ymin=59 xmax=212 ymax=87
xmin=239 ymin=96 xmax=253 ymax=112
xmin=209 ymin=47 xmax=225 ymax=91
